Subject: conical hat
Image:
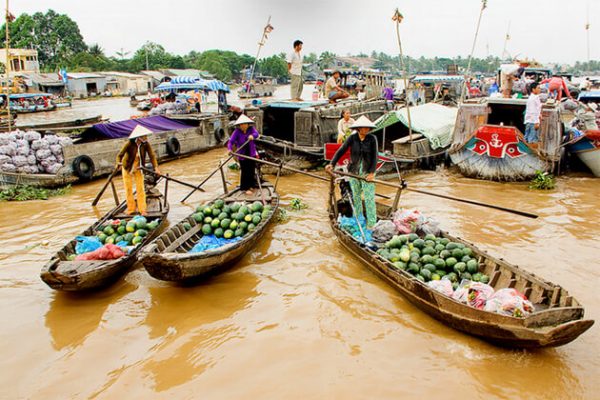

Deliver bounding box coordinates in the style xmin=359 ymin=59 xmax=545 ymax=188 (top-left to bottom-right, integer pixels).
xmin=233 ymin=115 xmax=255 ymax=126
xmin=350 ymin=115 xmax=376 ymax=129
xmin=129 ymin=124 xmax=153 ymax=139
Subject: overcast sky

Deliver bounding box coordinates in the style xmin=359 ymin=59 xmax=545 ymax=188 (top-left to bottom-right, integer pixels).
xmin=7 ymin=0 xmax=596 ymax=64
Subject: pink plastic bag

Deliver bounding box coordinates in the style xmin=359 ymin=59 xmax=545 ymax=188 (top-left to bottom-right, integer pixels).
xmin=75 ymin=244 xmax=125 ymax=261
xmin=391 ymin=209 xmax=423 ymax=234
xmin=484 ymin=288 xmax=535 ymax=317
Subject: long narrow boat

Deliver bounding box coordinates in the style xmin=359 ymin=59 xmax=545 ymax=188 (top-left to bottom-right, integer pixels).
xmin=567 ymin=130 xmax=600 ymax=177
xmin=40 ymin=185 xmax=170 ymax=291
xmin=140 ymin=182 xmax=279 ymax=282
xmin=328 ymin=183 xmax=593 ymax=348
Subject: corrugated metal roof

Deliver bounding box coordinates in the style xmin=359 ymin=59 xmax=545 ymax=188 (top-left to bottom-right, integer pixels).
xmin=66 ymin=72 xmax=105 ymax=79
xmin=98 ymin=71 xmax=148 ymax=79
xmin=140 ymin=70 xmax=167 ymax=80
xmin=20 ymin=73 xmax=64 ymax=86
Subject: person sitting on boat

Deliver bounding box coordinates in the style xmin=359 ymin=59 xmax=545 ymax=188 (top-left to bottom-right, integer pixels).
xmin=116 ymin=125 xmax=160 ymax=216
xmin=337 ymin=109 xmax=356 ymax=144
xmin=524 ymin=82 xmax=542 ymax=143
xmin=326 ymin=71 xmax=349 ymax=103
xmin=540 ymin=74 xmax=572 ymax=101
xmin=227 ymin=115 xmax=260 ymax=195
xmin=326 ymin=116 xmax=379 ymax=229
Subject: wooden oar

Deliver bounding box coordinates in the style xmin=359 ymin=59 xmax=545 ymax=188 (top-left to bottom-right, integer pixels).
xmin=332 ymin=170 xmax=539 ymax=219
xmin=140 ymin=167 xmax=205 ymax=191
xmin=91 ymin=166 xmax=120 ymax=206
xmin=180 ymin=138 xmax=252 ymax=203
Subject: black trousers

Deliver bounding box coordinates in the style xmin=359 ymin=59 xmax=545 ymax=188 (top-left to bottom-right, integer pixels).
xmin=239 ymin=158 xmax=257 ymax=190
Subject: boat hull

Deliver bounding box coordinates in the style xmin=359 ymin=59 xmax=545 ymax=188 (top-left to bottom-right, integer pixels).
xmin=450 ymin=148 xmax=549 ymax=181
xmin=568 ymin=135 xmax=600 ymax=177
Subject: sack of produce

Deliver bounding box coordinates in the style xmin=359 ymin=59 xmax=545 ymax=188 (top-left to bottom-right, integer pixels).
xmin=12 ymin=155 xmax=28 ymax=167
xmin=49 ymin=144 xmax=63 ymax=157
xmin=466 ymin=281 xmax=494 ymax=309
xmin=35 ymin=148 xmax=52 ymax=160
xmin=15 ymin=139 xmax=29 ymax=155
xmin=58 ymin=136 xmax=73 ymax=146
xmin=0 ymin=134 xmax=9 ymax=146
xmin=372 ymin=219 xmax=398 ymax=242
xmin=0 ymin=162 xmax=16 ymax=172
xmin=75 ymin=243 xmax=125 ymax=261
xmin=391 ymin=209 xmax=423 ymax=234
xmin=40 ymin=155 xmax=57 ymax=168
xmin=24 ymin=165 xmax=39 ymax=173
xmin=45 ymin=135 xmax=59 ymax=145
xmin=418 ymin=216 xmax=441 ymax=237
xmin=428 ymin=279 xmax=454 ymax=297
xmin=13 ymin=130 xmax=24 ymax=139
xmin=0 ymin=143 xmax=16 ymax=156
xmin=45 ymin=163 xmax=62 ymax=174
xmin=483 ymin=288 xmax=535 ymax=317
xmin=31 ymin=139 xmax=49 ymax=151
xmin=23 ymin=131 xmax=41 ymax=142
xmin=27 ymin=154 xmax=37 ymax=165
xmin=0 ymin=154 xmax=11 ymax=165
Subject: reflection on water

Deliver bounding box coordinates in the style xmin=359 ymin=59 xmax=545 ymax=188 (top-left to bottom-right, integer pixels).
xmin=0 ymin=145 xmax=598 ymax=398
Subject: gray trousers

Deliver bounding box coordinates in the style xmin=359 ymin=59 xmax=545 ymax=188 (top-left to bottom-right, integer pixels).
xmin=290 ymin=74 xmax=303 ymax=99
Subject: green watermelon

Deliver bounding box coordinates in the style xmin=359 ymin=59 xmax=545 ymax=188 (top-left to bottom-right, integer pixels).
xmin=221 ymin=219 xmax=231 ymax=229
xmin=218 ymin=212 xmax=228 ymax=220
xmin=251 ymin=201 xmax=263 ymax=212
xmin=230 ymin=203 xmax=241 ymax=213
xmin=211 ymin=208 xmax=220 ymax=217
xmin=183 ymin=222 xmax=192 ymax=231
xmin=135 ymin=220 xmax=148 ymax=230
xmin=421 ymin=246 xmax=436 ymax=256
xmin=204 ymin=216 xmax=213 ymax=224
xmin=203 ymin=206 xmax=212 ymax=215
xmin=407 ymin=262 xmax=420 ymax=275
xmin=230 ymin=220 xmax=239 ymax=230
xmin=224 ymin=229 xmax=234 ymax=239
xmin=261 ymin=210 xmax=270 ymax=219
xmin=420 ymin=254 xmax=434 ymax=264
xmin=115 ymin=235 xmax=124 ymax=243
xmin=103 ymin=226 xmax=115 ymax=235
xmin=239 ymin=221 xmax=248 ymax=231
xmin=413 ymin=238 xmax=425 ymax=249
xmin=124 ymin=233 xmax=134 ymax=243
xmin=135 ymin=229 xmax=148 ymax=237
xmin=132 ymin=236 xmax=143 ymax=245
xmin=480 ymin=274 xmax=490 ymax=284
xmin=408 ymin=233 xmax=419 ymax=242
xmin=97 ymin=233 xmax=107 ymax=243
xmin=453 ymin=262 xmax=466 ymax=274
xmin=431 ymin=273 xmax=441 ymax=281
xmin=214 ymin=228 xmax=224 ymax=238
xmin=423 ymin=263 xmax=436 ymax=273
xmin=202 ymin=224 xmax=212 ymax=235
xmin=244 ymin=214 xmax=253 ymax=222
xmin=466 ymin=259 xmax=479 ymax=274
xmin=234 ymin=228 xmax=244 ymax=237
xmin=214 ymin=199 xmax=225 ymax=209
xmin=392 ymin=261 xmax=407 ymax=270
xmin=247 ymin=223 xmax=256 ymax=232
xmin=117 ymin=225 xmax=126 ymax=235
xmin=193 ymin=212 xmax=204 ymax=223
xmin=125 ymin=222 xmax=136 ymax=233
xmin=252 ymin=215 xmax=261 ymax=225
xmin=451 ymin=248 xmax=463 ymax=259
xmin=420 ymin=269 xmax=432 ymax=282
xmin=239 ymin=205 xmax=250 ymax=215
xmin=434 ymin=258 xmax=446 ymax=269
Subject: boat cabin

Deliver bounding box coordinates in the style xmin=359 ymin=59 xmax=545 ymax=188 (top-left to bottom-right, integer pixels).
xmin=323 ymin=69 xmax=386 ymax=100
xmin=410 ymin=74 xmax=464 ymax=104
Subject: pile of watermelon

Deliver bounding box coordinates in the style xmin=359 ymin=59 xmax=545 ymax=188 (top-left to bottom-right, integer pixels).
xmin=96 ymin=216 xmax=160 ymax=247
xmin=190 ymin=199 xmax=272 ymax=239
xmin=376 ymin=233 xmax=489 ymax=289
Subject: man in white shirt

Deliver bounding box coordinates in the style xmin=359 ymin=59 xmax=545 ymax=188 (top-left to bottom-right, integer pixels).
xmin=287 ymin=40 xmax=303 ymax=101
xmin=524 ymin=82 xmax=542 ymax=143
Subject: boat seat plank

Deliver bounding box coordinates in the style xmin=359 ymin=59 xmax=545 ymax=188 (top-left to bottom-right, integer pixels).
xmin=164 ymin=223 xmax=203 ymax=253
xmin=392 ymin=134 xmax=424 ymax=144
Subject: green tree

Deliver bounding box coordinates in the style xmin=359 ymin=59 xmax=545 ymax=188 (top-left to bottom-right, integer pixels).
xmin=257 ymin=55 xmax=288 ymax=80
xmin=88 ymin=43 xmax=104 ymax=58
xmin=129 ymin=42 xmax=186 ymax=72
xmin=318 ymin=51 xmax=336 ymax=69
xmin=304 ymin=52 xmax=318 ymax=64
xmin=1 ymin=10 xmax=87 ymax=69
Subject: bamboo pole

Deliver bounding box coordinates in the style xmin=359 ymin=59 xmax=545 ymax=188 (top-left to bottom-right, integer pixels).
xmin=393 ymin=9 xmax=412 ymax=141
xmin=460 ymin=0 xmax=487 ymax=104
xmin=4 ymin=0 xmax=12 ymax=131
xmin=248 ymin=16 xmax=271 ymax=89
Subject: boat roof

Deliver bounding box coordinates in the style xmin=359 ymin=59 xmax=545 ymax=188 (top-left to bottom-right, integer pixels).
xmin=578 ymin=90 xmax=600 ymax=100
xmin=264 ymin=100 xmax=329 ymax=109
xmin=155 ymin=76 xmax=229 ymax=93
xmin=9 ymin=93 xmax=52 ymax=99
xmin=412 ymin=75 xmax=464 ymax=83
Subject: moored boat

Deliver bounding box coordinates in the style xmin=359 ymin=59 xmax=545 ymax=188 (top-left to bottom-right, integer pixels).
xmin=140 ymin=182 xmax=279 ymax=282
xmin=567 ymin=130 xmax=600 ymax=177
xmin=40 ymin=184 xmax=170 ymax=291
xmin=328 ymin=180 xmax=594 ymax=348
xmin=449 ymin=97 xmax=563 ymax=181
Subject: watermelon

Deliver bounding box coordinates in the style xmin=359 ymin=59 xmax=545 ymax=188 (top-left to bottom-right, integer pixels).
xmin=125 ymin=222 xmax=136 ymax=233
xmin=261 ymin=210 xmax=270 ymax=219
xmin=211 ymin=208 xmax=220 ymax=217
xmin=105 ymin=236 xmax=115 ymax=244
xmin=214 ymin=199 xmax=225 ymax=209
xmin=451 ymin=248 xmax=463 ymax=259
xmin=218 ymin=212 xmax=228 ymax=220
xmin=420 ymin=254 xmax=434 ymax=264
xmin=392 ymin=261 xmax=407 ymax=270
xmin=434 ymin=258 xmax=446 ymax=269
xmin=480 ymin=274 xmax=490 ymax=284
xmin=413 ymin=238 xmax=425 ymax=249
xmin=117 ymin=225 xmax=126 ymax=235
xmin=445 ymin=257 xmax=458 ymax=268
xmin=135 ymin=229 xmax=148 ymax=237
xmin=239 ymin=205 xmax=250 ymax=215
xmin=408 ymin=233 xmax=419 ymax=242
xmin=204 ymin=216 xmax=213 ymax=224
xmin=466 ymin=259 xmax=479 ymax=274
xmin=124 ymin=233 xmax=134 ymax=243
xmin=423 ymin=263 xmax=436 ymax=273
xmin=424 ymin=234 xmax=436 ymax=241
xmin=97 ymin=233 xmax=107 ymax=243
xmin=230 ymin=203 xmax=241 ymax=213
xmin=234 ymin=212 xmax=244 ymax=222
xmin=244 ymin=214 xmax=253 ymax=222
xmin=115 ymin=235 xmax=124 ymax=243
xmin=223 ymin=205 xmax=232 ymax=214
xmin=420 ymin=269 xmax=432 ymax=282
xmin=247 ymin=223 xmax=256 ymax=232
xmin=431 ymin=273 xmax=441 ymax=281
xmin=193 ymin=212 xmax=204 ymax=223
xmin=183 ymin=222 xmax=192 ymax=231
xmin=147 ymin=220 xmax=159 ymax=230
xmin=421 ymin=246 xmax=435 ymax=256
xmin=202 ymin=224 xmax=212 ymax=235
xmin=196 ymin=205 xmax=204 ymax=212
xmin=251 ymin=201 xmax=263 ymax=212
xmin=103 ymin=226 xmax=115 ymax=235
xmin=407 ymin=262 xmax=420 ymax=275
xmin=446 ymin=242 xmax=459 ymax=250
xmin=435 ymin=244 xmax=445 ymax=253
xmin=453 ymin=262 xmax=466 ymax=274
xmin=234 ymin=228 xmax=244 ymax=237
xmin=224 ymin=229 xmax=234 ymax=239
xmin=135 ymin=220 xmax=148 ymax=230
xmin=252 ymin=215 xmax=261 ymax=225
xmin=132 ymin=236 xmax=143 ymax=245
xmin=462 ymin=247 xmax=473 ymax=257
xmin=211 ymin=219 xmax=221 ymax=229
xmin=220 ymin=219 xmax=231 ymax=229
xmin=214 ymin=228 xmax=224 ymax=238
xmin=230 ymin=220 xmax=239 ymax=230
xmin=239 ymin=221 xmax=248 ymax=231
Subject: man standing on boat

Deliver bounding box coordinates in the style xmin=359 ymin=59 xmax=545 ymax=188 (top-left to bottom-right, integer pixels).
xmin=288 ymin=40 xmax=304 ymax=101
xmin=116 ymin=125 xmax=160 ymax=216
xmin=524 ymin=82 xmax=542 ymax=143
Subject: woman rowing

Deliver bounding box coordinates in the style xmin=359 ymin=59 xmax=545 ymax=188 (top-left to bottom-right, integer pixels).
xmin=326 ymin=116 xmax=379 ymax=229
xmin=115 ymin=125 xmax=160 ymax=216
xmin=227 ymin=115 xmax=260 ymax=195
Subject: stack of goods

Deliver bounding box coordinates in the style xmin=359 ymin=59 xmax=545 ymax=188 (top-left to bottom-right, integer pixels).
xmin=149 ymin=102 xmax=188 ymax=116
xmin=0 ymin=130 xmax=73 ymax=174
xmin=377 ymin=233 xmax=489 ymax=287
xmin=68 ymin=216 xmax=160 ymax=261
xmin=188 ymin=199 xmax=273 ymax=253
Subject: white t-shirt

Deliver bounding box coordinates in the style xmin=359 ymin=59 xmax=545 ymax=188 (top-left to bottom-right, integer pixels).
xmin=288 ymin=51 xmax=302 ymax=76
xmin=524 ymin=94 xmax=542 ymax=124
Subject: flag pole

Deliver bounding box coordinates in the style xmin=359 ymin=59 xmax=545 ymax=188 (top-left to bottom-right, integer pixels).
xmin=248 ymin=16 xmax=272 ymax=87
xmin=393 ymin=8 xmax=413 ymax=141
xmin=4 ymin=0 xmax=12 ymax=131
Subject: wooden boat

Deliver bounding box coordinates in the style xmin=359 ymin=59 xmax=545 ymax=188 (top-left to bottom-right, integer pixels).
xmin=567 ymin=130 xmax=600 ymax=177
xmin=140 ymin=182 xmax=279 ymax=282
xmin=130 ymin=99 xmax=140 ymax=107
xmin=40 ymin=184 xmax=170 ymax=291
xmin=449 ymin=98 xmax=563 ymax=181
xmin=328 ymin=183 xmax=594 ymax=348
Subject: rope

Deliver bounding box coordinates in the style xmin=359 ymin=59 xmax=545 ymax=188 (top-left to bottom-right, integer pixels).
xmin=460 ymin=0 xmax=487 ymax=104
xmin=393 ymin=9 xmax=413 ymax=141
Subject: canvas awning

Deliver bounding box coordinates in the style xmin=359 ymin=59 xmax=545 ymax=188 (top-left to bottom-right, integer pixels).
xmin=156 ymin=77 xmax=230 ymax=93
xmin=374 ymin=103 xmax=458 ymax=150
xmin=82 ymin=116 xmax=195 ymax=140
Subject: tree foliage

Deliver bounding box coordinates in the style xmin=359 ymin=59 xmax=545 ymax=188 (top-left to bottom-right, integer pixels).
xmin=257 ymin=54 xmax=288 ymax=79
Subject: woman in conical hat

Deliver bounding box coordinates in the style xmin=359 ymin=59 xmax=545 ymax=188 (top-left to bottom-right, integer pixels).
xmin=227 ymin=114 xmax=260 ymax=195
xmin=115 ymin=124 xmax=160 ymax=215
xmin=326 ymin=115 xmax=379 ymax=228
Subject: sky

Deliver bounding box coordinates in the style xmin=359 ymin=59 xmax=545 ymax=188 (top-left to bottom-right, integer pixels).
xmin=6 ymin=0 xmax=597 ymax=65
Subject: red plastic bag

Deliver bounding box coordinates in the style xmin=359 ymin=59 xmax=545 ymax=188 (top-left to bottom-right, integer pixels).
xmin=75 ymin=244 xmax=125 ymax=261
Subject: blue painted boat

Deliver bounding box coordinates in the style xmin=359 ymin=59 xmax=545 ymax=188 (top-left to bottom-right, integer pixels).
xmin=567 ymin=130 xmax=600 ymax=177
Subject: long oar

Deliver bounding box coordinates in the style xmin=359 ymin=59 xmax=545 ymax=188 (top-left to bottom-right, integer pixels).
xmin=140 ymin=167 xmax=206 ymax=191
xmin=333 ymin=170 xmax=539 ymax=219
xmin=180 ymin=138 xmax=252 ymax=203
xmin=91 ymin=166 xmax=120 ymax=206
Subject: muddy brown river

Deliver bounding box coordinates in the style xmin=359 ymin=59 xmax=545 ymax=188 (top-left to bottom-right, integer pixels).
xmin=2 ymin=92 xmax=599 ymax=399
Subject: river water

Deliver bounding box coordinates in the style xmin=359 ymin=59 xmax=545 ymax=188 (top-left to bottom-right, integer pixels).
xmin=1 ymin=91 xmax=599 ymax=399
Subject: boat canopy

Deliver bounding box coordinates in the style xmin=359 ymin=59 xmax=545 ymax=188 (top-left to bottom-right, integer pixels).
xmin=411 ymin=75 xmax=464 ymax=83
xmin=578 ymin=90 xmax=600 ymax=100
xmin=373 ymin=103 xmax=458 ymax=150
xmin=82 ymin=116 xmax=195 ymax=140
xmin=155 ymin=76 xmax=230 ymax=93
xmin=9 ymin=93 xmax=52 ymax=99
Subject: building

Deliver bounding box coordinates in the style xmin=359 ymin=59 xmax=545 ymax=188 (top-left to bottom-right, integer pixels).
xmin=66 ymin=73 xmax=107 ymax=98
xmin=98 ymin=71 xmax=152 ymax=95
xmin=161 ymin=68 xmax=214 ymax=79
xmin=140 ymin=70 xmax=168 ymax=87
xmin=20 ymin=73 xmax=66 ymax=95
xmin=0 ymin=48 xmax=40 ymax=74
xmin=332 ymin=56 xmax=377 ymax=70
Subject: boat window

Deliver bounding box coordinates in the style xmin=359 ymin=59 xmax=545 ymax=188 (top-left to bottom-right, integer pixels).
xmin=262 ymin=106 xmax=297 ymax=142
xmin=487 ymin=103 xmax=526 ymax=134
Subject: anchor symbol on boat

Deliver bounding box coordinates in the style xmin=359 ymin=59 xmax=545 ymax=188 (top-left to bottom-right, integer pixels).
xmin=489 ymin=134 xmax=503 ymax=148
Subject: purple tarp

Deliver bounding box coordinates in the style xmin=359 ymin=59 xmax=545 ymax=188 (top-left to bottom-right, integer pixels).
xmin=89 ymin=116 xmax=194 ymax=139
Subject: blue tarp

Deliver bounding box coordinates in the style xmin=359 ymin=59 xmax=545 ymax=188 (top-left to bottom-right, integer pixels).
xmin=156 ymin=77 xmax=230 ymax=93
xmin=338 ymin=215 xmax=373 ymax=243
xmin=9 ymin=93 xmax=51 ymax=99
xmin=189 ymin=235 xmax=242 ymax=253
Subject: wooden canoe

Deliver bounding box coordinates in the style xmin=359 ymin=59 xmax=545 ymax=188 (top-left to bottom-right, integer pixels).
xmin=140 ymin=183 xmax=279 ymax=282
xmin=40 ymin=186 xmax=169 ymax=291
xmin=328 ymin=187 xmax=594 ymax=348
